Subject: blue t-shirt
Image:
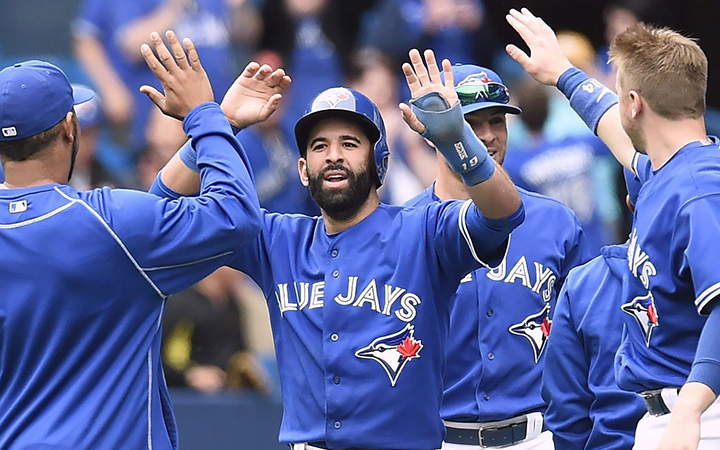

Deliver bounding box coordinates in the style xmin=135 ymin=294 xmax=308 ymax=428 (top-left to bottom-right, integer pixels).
xmin=543 ymin=245 xmax=645 ymax=449
xmin=407 ymin=186 xmax=590 ymax=422
xmin=0 ymin=104 xmax=261 ymax=449
xmin=617 ymin=140 xmax=720 ymax=392
xmin=504 ymin=135 xmax=615 ymax=256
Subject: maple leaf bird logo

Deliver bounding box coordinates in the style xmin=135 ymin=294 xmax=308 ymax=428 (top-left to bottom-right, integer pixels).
xmin=355 ymin=324 xmax=423 ymax=387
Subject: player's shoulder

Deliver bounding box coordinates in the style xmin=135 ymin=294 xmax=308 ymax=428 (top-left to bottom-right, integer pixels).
xmin=404 ymin=185 xmax=436 ymax=208
xmin=517 ymin=187 xmax=580 ymax=220
xmin=564 ymin=244 xmax=626 ymax=293
xmin=260 ymin=209 xmax=321 ymax=234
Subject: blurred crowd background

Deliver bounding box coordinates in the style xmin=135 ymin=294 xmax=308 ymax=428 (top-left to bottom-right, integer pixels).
xmin=1 ymin=0 xmax=718 ymax=447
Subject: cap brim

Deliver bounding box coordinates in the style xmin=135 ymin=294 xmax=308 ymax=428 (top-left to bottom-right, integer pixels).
xmin=461 ymin=102 xmax=521 ymax=116
xmin=72 ymin=86 xmax=95 ymax=106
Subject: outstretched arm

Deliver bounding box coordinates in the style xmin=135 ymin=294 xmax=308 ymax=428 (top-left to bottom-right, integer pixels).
xmin=505 ymin=7 xmax=635 ymax=170
xmin=152 ymin=61 xmax=292 ymax=197
xmin=399 ymin=49 xmax=521 ymax=220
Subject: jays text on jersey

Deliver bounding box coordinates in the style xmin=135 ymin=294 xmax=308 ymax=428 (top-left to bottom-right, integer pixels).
xmin=408 ymin=185 xmax=589 ymax=422
xmin=543 ymin=245 xmax=645 ymax=450
xmin=0 ymin=103 xmax=261 ymax=449
xmin=617 ymin=140 xmax=720 ymax=392
xmin=150 ymin=172 xmax=516 ymax=449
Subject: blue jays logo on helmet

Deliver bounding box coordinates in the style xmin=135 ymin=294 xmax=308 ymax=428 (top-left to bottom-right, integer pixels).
xmin=508 ymin=303 xmax=552 ymax=363
xmin=294 ymin=87 xmax=390 ymax=187
xmin=622 ymin=292 xmax=659 ymax=347
xmin=355 ymin=323 xmax=423 ymax=387
xmin=456 ymin=72 xmax=493 ymax=88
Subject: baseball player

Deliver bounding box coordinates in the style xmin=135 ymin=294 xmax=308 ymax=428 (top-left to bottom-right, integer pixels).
xmin=150 ymin=49 xmax=525 ymax=450
xmin=505 ymin=8 xmax=720 ymax=449
xmin=0 ymin=32 xmax=275 ymax=449
xmin=541 ymin=170 xmax=646 ymax=449
xmin=407 ymin=63 xmax=591 ymax=450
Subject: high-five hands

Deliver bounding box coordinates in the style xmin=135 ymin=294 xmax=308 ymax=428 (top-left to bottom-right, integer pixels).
xmin=505 ymin=8 xmax=573 ymax=86
xmin=220 ymin=63 xmax=291 ymax=130
xmin=140 ymin=30 xmax=213 ymax=120
xmin=399 ymin=49 xmax=458 ymax=135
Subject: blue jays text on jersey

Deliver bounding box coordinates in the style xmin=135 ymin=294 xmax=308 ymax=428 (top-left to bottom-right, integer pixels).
xmin=147 ymin=175 xmax=517 ymax=450
xmin=616 ymin=140 xmax=720 ymax=393
xmin=542 ymin=245 xmax=645 ymax=450
xmin=407 ymin=186 xmax=589 ymax=422
xmin=0 ymin=104 xmax=261 ymax=449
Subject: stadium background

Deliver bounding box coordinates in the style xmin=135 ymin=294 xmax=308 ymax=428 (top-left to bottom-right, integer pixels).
xmin=0 ymin=0 xmax=718 ymax=448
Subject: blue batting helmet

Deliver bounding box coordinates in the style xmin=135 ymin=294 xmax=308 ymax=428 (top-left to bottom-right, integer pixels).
xmin=294 ymin=87 xmax=390 ymax=187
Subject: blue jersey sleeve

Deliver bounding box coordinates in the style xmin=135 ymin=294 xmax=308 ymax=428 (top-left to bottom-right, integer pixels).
xmin=674 ymin=194 xmax=720 ymax=314
xmin=559 ymin=215 xmax=591 ymax=289
xmin=687 ymin=301 xmax=720 ymax=395
xmin=430 ymin=200 xmax=522 ymax=278
xmin=542 ymin=280 xmax=593 ymax=449
xmin=631 ymin=152 xmax=652 ymax=184
xmin=83 ymin=103 xmax=261 ymax=296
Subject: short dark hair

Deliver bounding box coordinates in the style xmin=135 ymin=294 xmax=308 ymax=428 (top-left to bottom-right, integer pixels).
xmin=0 ymin=117 xmax=65 ymax=161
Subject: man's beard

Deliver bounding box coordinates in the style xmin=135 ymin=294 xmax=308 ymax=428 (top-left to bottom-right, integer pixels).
xmin=308 ymin=163 xmax=374 ymax=222
xmin=67 ymin=121 xmax=79 ymax=182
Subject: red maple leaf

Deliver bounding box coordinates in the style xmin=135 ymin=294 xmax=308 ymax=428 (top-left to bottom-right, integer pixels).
xmin=647 ymin=304 xmax=658 ymax=324
xmin=541 ymin=317 xmax=552 ymax=337
xmin=397 ymin=337 xmax=421 ymax=358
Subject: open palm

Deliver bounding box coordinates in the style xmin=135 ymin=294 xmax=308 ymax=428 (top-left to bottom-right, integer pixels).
xmin=399 ymin=49 xmax=458 ymax=135
xmin=220 ymin=62 xmax=292 ymax=130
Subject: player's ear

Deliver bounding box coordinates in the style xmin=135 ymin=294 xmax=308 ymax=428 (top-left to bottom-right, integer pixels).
xmin=298 ymin=158 xmax=309 ymax=187
xmin=61 ymin=111 xmax=76 ymax=143
xmin=629 ymin=90 xmax=643 ymax=119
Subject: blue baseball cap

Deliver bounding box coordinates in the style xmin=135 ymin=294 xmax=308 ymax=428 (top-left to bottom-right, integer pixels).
xmin=0 ymin=60 xmax=94 ymax=141
xmin=623 ymin=168 xmax=642 ymax=206
xmin=443 ymin=64 xmax=522 ymax=116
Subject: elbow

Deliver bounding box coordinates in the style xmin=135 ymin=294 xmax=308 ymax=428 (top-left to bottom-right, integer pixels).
xmin=225 ymin=195 xmax=262 ymax=244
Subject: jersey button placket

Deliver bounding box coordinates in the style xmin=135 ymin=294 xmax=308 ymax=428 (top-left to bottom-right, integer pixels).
xmin=331 ymin=249 xmax=338 ymax=258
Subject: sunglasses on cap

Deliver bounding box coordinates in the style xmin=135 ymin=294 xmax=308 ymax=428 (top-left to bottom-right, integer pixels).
xmin=455 ymin=81 xmax=511 ymax=107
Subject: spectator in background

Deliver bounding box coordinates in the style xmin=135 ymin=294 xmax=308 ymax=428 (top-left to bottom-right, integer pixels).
xmin=73 ymin=0 xmax=260 ymax=163
xmin=162 ymin=267 xmax=269 ymax=394
xmin=503 ymin=79 xmax=618 ymax=256
xmin=365 ymin=0 xmax=496 ymax=75
xmin=260 ymin=0 xmax=379 ymax=129
xmin=347 ymin=48 xmax=436 ymax=204
xmin=236 ymin=51 xmax=319 ymax=215
xmin=68 ymin=85 xmax=121 ymax=190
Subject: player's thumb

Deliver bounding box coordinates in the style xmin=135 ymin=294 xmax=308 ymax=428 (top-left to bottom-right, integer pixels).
xmin=399 ymin=103 xmax=426 ymax=134
xmin=505 ymin=44 xmax=532 ymax=69
xmin=259 ymin=94 xmax=283 ymax=121
xmin=139 ymin=85 xmax=165 ymax=109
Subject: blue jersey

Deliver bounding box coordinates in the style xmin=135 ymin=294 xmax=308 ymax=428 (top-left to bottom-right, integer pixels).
xmin=237 ymin=126 xmax=319 ymax=215
xmin=542 ymin=245 xmax=645 ymax=449
xmin=149 ymin=178 xmax=516 ymax=449
xmin=617 ymin=140 xmax=720 ymax=392
xmin=407 ymin=186 xmax=589 ymax=422
xmin=504 ymin=135 xmax=615 ymax=255
xmin=0 ymin=104 xmax=260 ymax=449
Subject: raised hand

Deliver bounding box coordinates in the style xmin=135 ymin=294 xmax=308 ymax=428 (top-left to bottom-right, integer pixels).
xmin=220 ymin=63 xmax=291 ymax=130
xmin=139 ymin=30 xmax=214 ymax=120
xmin=399 ymin=49 xmax=457 ymax=135
xmin=505 ymin=8 xmax=573 ymax=86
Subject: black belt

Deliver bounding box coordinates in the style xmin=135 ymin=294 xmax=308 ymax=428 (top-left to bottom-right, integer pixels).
xmin=640 ymin=388 xmax=680 ymax=416
xmin=445 ymin=417 xmax=547 ymax=448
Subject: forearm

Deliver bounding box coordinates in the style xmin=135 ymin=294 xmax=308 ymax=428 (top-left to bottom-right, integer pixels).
xmin=556 ymin=67 xmax=635 ymax=170
xmin=466 ymin=164 xmax=521 ymax=219
xmin=118 ymin=3 xmax=183 ymax=62
xmin=73 ymin=35 xmax=129 ymax=97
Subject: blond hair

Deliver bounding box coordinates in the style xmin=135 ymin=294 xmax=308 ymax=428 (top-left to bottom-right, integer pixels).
xmin=609 ymin=23 xmax=707 ymax=119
